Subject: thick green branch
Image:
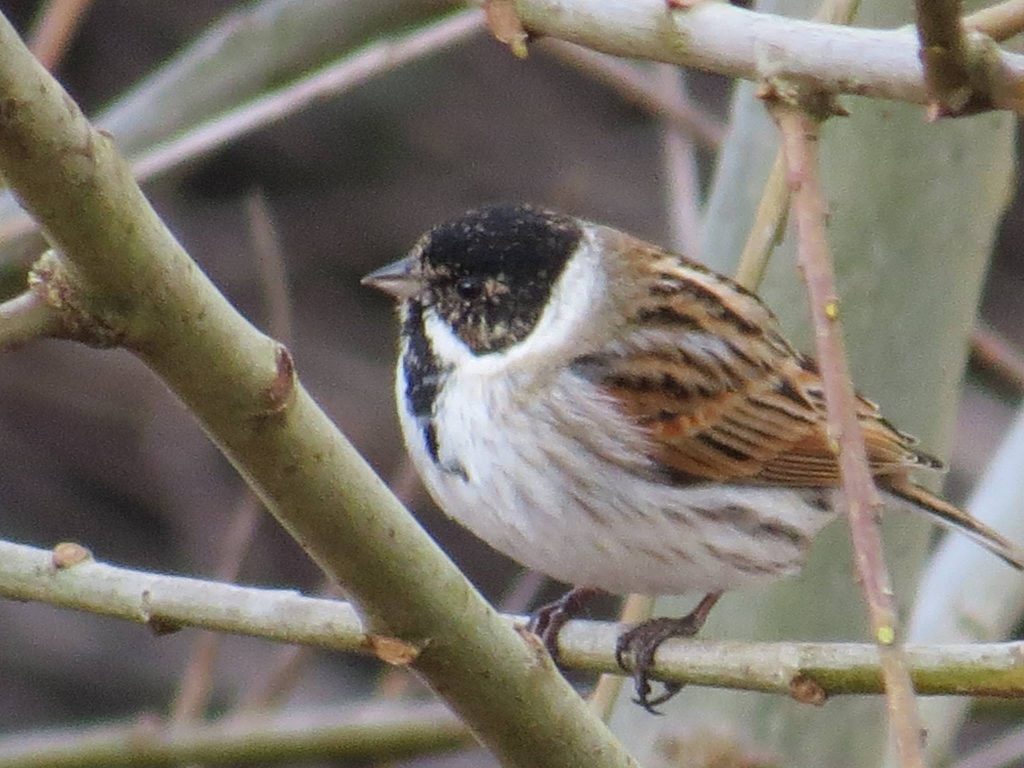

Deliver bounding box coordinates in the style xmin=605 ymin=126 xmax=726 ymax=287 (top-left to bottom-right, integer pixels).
xmin=0 ymin=14 xmax=634 ymax=768
xmin=3 ymin=540 xmax=1023 ymax=699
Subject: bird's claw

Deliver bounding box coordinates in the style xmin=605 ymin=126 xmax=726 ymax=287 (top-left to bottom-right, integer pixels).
xmin=527 ymin=586 xmax=600 ymax=662
xmin=614 ymin=592 xmax=722 ymax=713
xmin=615 ymin=617 xmax=690 ymax=713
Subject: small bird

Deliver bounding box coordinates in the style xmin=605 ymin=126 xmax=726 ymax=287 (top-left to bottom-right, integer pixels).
xmin=363 ymin=203 xmax=1024 ymax=711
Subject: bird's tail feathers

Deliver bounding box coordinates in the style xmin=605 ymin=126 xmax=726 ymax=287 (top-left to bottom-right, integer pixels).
xmin=886 ymin=480 xmax=1024 ymax=571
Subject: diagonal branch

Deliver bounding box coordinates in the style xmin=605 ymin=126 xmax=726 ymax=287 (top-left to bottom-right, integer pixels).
xmin=169 ymin=193 xmax=291 ymax=725
xmin=0 ymin=12 xmax=633 ymax=768
xmin=774 ymin=103 xmax=924 ymax=768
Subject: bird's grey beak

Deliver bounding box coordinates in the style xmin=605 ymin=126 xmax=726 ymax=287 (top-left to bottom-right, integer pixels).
xmin=361 ymin=255 xmax=424 ymax=299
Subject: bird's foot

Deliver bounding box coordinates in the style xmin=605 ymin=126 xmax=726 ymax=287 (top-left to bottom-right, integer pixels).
xmin=527 ymin=586 xmax=600 ymax=662
xmin=614 ymin=591 xmax=722 ymax=713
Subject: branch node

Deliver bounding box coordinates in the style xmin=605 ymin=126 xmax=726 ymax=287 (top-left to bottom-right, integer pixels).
xmin=789 ymin=673 xmax=828 ymax=706
xmin=257 ymin=344 xmax=297 ymax=416
xmin=146 ymin=615 xmax=184 ymax=636
xmin=366 ymin=634 xmax=422 ymax=666
xmin=485 ymin=1 xmax=529 ymax=58
xmin=920 ymin=45 xmax=972 ymax=112
xmin=759 ymin=77 xmax=846 ymax=122
xmin=139 ymin=589 xmax=184 ymax=635
xmin=876 ymin=625 xmax=896 ymax=645
xmin=28 ymin=249 xmax=126 ymax=347
xmin=51 ymin=541 xmax=92 ymax=569
xmin=923 ymin=30 xmax=1004 ymax=118
xmin=515 ymin=623 xmax=553 ymax=664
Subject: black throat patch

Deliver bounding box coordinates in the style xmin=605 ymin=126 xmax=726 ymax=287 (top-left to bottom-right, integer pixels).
xmin=401 ymin=300 xmax=447 ymax=463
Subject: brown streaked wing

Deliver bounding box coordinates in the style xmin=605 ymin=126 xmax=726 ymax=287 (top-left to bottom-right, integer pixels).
xmin=586 ymin=239 xmax=936 ymax=487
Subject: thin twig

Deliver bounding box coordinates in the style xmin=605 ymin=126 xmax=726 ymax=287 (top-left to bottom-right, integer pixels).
xmin=236 ymin=581 xmax=347 ymax=714
xmin=235 ymin=580 xmax=342 ymax=713
xmin=247 ymin=191 xmax=292 ymax=346
xmin=169 ymin=495 xmax=263 ymax=723
xmin=0 ymin=290 xmax=59 ymax=350
xmin=969 ymin=324 xmax=1024 ymax=394
xmin=733 ymin=152 xmax=789 ymax=290
xmin=914 ymin=0 xmax=974 ymax=116
xmin=237 ymin=644 xmax=311 ymax=712
xmin=588 ymin=594 xmax=655 ymax=721
xmin=131 ymin=10 xmax=483 ymax=183
xmin=2 ymin=539 xmax=1023 ymax=699
xmin=0 ymin=702 xmax=470 ymax=768
xmin=27 ymin=0 xmax=93 ymax=70
xmin=541 ymin=40 xmax=725 ymax=150
xmin=0 ymin=9 xmax=485 ymax=249
xmin=774 ymin=104 xmax=924 ymax=768
xmin=170 ymin=193 xmax=291 ymax=724
xmin=656 ymin=64 xmax=703 ymax=257
xmin=732 ymin=0 xmax=860 ymax=291
xmin=965 ymin=0 xmax=1024 ymax=42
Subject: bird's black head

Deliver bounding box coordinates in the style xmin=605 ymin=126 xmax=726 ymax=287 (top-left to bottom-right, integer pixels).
xmin=367 ymin=204 xmax=584 ymax=355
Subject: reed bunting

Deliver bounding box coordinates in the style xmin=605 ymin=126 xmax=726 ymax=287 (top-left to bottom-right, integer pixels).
xmin=363 ymin=203 xmax=1023 ymax=711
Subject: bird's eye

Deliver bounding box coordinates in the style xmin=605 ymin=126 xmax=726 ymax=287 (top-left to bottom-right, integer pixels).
xmin=455 ymin=276 xmax=485 ymax=300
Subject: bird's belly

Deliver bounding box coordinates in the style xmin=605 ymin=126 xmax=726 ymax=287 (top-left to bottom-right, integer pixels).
xmin=401 ymin=370 xmax=837 ymax=596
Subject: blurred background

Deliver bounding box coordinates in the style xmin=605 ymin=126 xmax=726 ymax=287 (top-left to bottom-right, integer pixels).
xmin=0 ymin=1 xmax=1021 ymax=766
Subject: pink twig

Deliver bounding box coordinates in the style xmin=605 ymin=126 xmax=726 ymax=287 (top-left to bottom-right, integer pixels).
xmin=27 ymin=0 xmax=94 ymax=70
xmin=774 ymin=104 xmax=925 ymax=768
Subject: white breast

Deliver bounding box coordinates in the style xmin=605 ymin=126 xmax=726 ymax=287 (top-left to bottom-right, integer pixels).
xmin=397 ymin=339 xmax=836 ymax=596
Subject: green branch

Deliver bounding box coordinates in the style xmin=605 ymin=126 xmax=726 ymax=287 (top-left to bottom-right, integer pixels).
xmin=0 ymin=702 xmax=470 ymax=768
xmin=3 ymin=540 xmax=1022 ymax=699
xmin=0 ymin=13 xmax=633 ymax=768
